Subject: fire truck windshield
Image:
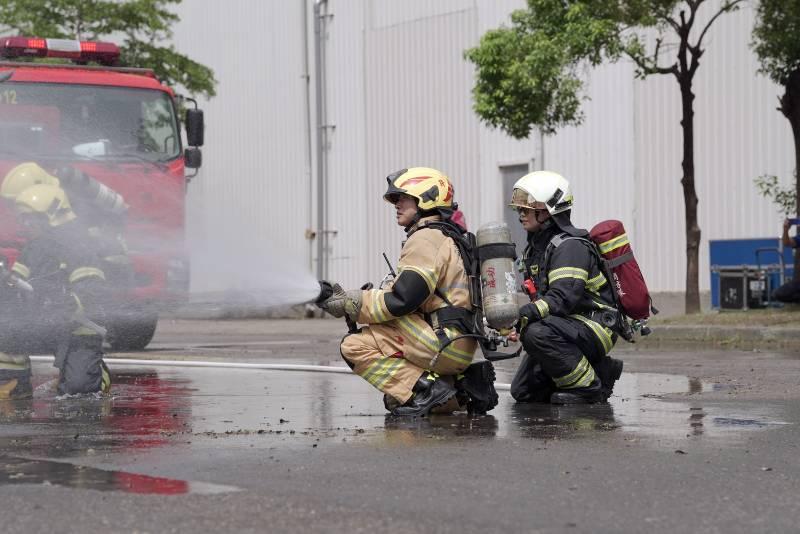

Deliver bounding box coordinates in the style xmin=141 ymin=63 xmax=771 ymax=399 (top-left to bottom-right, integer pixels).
xmin=0 ymin=82 xmax=180 ymax=162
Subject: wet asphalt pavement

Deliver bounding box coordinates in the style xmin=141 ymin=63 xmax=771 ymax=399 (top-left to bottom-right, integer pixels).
xmin=1 ymin=319 xmax=799 ymax=533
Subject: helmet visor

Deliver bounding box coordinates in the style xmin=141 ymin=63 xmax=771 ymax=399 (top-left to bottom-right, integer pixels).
xmin=509 ymin=188 xmax=536 ymax=211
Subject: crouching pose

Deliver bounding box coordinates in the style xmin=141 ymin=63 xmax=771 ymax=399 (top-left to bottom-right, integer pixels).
xmin=509 ymin=171 xmax=623 ymax=404
xmin=4 ymin=184 xmax=110 ymax=397
xmin=319 ymin=167 xmax=495 ymax=416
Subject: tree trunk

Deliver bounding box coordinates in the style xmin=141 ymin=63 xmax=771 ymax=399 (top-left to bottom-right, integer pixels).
xmin=780 ymin=68 xmax=800 ymax=281
xmin=680 ymin=75 xmax=702 ymax=314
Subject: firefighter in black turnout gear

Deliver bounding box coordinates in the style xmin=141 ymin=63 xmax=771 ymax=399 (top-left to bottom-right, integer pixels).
xmin=0 ymin=163 xmax=133 ymax=316
xmin=9 ymin=184 xmax=111 ymax=396
xmin=509 ymin=171 xmax=623 ymax=404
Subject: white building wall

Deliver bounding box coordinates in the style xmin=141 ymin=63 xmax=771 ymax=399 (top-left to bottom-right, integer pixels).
xmin=631 ymin=1 xmax=795 ymax=291
xmin=543 ymin=61 xmax=639 ymax=259
xmin=170 ymin=0 xmax=795 ymax=296
xmin=170 ymin=1 xmax=312 ymax=293
xmin=475 ymin=0 xmax=541 ymax=229
xmin=320 ymin=1 xmax=369 ymax=286
xmin=360 ymin=3 xmax=482 ymax=285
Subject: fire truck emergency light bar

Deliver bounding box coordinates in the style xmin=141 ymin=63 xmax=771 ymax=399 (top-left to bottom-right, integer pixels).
xmin=0 ymin=37 xmax=120 ymax=66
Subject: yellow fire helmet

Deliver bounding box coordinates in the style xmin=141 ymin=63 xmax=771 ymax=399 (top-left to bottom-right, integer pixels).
xmin=383 ymin=167 xmax=455 ymax=212
xmin=14 ymin=184 xmax=76 ymax=227
xmin=1 ymin=162 xmax=60 ymax=201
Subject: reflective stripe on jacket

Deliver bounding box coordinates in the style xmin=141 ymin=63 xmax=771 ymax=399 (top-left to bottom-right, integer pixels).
xmin=358 ymin=216 xmax=472 ymax=324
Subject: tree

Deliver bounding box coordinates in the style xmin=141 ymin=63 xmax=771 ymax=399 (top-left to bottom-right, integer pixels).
xmin=0 ymin=0 xmax=215 ymax=99
xmin=754 ymin=175 xmax=796 ymax=217
xmin=466 ymin=0 xmax=742 ymax=314
xmin=752 ymin=0 xmax=800 ymax=280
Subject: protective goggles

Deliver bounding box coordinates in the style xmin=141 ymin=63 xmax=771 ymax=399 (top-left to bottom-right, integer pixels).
xmin=509 ymin=188 xmax=540 ymax=211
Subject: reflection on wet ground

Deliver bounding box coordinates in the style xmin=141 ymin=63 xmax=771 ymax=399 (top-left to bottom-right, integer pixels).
xmin=0 ymin=363 xmax=792 ymax=493
xmin=0 ymin=455 xmax=238 ymax=494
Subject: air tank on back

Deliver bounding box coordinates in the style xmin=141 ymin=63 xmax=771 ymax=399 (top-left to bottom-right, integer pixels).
xmin=58 ymin=166 xmax=128 ymax=218
xmin=476 ymin=221 xmax=519 ymax=330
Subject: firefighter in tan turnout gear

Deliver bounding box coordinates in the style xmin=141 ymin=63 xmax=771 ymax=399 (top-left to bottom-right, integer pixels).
xmin=509 ymin=171 xmax=624 ymax=404
xmin=318 ymin=167 xmax=483 ymax=417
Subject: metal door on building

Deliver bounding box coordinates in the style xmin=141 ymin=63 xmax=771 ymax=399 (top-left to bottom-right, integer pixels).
xmin=501 ymin=164 xmax=530 ymax=257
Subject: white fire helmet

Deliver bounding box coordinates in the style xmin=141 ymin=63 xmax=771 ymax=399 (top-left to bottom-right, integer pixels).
xmin=509 ymin=171 xmax=573 ymax=216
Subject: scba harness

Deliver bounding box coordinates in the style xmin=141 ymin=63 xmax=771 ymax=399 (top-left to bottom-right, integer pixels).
xmin=540 ymin=220 xmax=656 ymax=342
xmin=409 ymin=220 xmax=522 ymax=362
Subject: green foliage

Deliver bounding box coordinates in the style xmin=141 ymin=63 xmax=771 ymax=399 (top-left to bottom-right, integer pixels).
xmin=752 ymin=0 xmax=800 ymax=85
xmin=754 ymin=174 xmax=797 ymax=217
xmin=465 ymin=0 xmax=627 ymax=137
xmin=465 ymin=0 xmax=743 ymax=139
xmin=0 ymin=0 xmax=216 ymax=99
xmin=465 ymin=0 xmax=661 ymax=137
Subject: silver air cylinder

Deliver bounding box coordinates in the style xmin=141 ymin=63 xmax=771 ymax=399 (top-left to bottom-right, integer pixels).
xmin=60 ymin=167 xmax=128 ymax=217
xmin=476 ymin=221 xmax=519 ymax=330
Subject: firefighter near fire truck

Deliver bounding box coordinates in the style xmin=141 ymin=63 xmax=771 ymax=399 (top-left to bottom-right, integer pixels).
xmin=0 ymin=162 xmax=131 ymax=334
xmin=0 ymin=183 xmax=111 ymax=398
xmin=315 ymin=167 xmax=502 ymax=417
xmin=509 ymin=170 xmax=639 ymax=405
xmin=0 ymin=36 xmax=205 ymax=351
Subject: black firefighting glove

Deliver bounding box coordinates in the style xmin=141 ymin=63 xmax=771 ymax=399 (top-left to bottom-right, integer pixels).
xmin=516 ymin=301 xmax=545 ymax=332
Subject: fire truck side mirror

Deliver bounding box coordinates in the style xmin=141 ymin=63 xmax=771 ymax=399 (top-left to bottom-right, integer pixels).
xmin=184 ymin=147 xmax=202 ymax=169
xmin=185 ymin=108 xmax=204 ymax=147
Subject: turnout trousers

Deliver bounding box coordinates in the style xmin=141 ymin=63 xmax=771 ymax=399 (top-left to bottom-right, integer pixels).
xmin=511 ymin=315 xmax=616 ymax=403
xmin=340 ymin=312 xmax=476 ymax=404
xmin=773 ymin=279 xmax=800 ymax=304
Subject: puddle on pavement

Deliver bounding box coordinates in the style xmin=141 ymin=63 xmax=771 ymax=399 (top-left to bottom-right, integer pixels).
xmin=0 ymin=364 xmax=791 ymax=472
xmin=0 ymin=455 xmax=238 ymax=494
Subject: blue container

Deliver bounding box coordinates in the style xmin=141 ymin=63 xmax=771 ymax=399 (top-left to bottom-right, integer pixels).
xmin=709 ymin=238 xmax=795 ymax=308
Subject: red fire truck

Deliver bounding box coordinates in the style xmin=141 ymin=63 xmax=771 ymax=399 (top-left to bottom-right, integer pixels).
xmin=0 ymin=37 xmax=204 ymax=350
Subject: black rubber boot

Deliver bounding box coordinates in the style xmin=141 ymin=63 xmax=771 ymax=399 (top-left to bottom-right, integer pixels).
xmin=0 ymin=362 xmax=33 ymax=400
xmin=510 ymin=357 xmax=555 ymax=403
xmin=596 ymin=357 xmax=624 ymax=400
xmin=391 ymin=373 xmax=457 ymax=417
xmin=550 ymin=379 xmax=605 ymax=405
xmin=383 ymin=393 xmax=401 ymax=413
xmin=0 ymin=374 xmax=33 ymax=400
xmin=57 ymin=338 xmax=105 ymax=396
xmin=456 ymin=361 xmax=499 ymax=415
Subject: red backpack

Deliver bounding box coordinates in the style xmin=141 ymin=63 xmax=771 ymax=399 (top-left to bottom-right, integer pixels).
xmin=544 ymin=220 xmax=656 ymax=341
xmin=589 ymin=220 xmax=655 ymax=321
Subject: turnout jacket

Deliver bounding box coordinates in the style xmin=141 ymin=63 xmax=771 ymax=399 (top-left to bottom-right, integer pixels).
xmin=11 ymin=221 xmax=108 ymax=337
xmin=522 ymin=224 xmax=618 ymax=352
xmin=357 ymin=215 xmax=472 ymax=325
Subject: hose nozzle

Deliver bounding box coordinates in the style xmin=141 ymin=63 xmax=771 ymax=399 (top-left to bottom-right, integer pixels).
xmin=314 ymin=280 xmax=334 ymax=307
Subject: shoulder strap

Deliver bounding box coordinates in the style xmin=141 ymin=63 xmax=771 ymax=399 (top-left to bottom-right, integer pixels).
xmin=417 ymin=220 xmax=481 ymax=311
xmin=417 ymin=220 xmax=465 ymax=240
xmin=408 ymin=221 xmax=480 ymax=307
xmin=542 ymin=232 xmax=603 ymax=292
xmin=544 ymin=232 xmax=599 ymax=264
xmin=543 ymin=232 xmax=575 ymax=271
xmin=419 ymin=221 xmax=476 ymax=270
xmin=548 ymin=233 xmax=571 ymax=250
